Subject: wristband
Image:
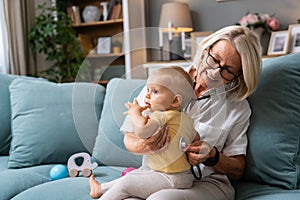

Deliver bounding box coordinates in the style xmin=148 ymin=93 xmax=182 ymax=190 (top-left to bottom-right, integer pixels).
xmin=203 ymin=146 xmax=219 ymax=166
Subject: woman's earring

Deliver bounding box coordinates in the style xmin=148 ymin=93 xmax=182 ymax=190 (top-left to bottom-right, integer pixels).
xmin=193 ymin=76 xmax=197 ymax=89
xmin=229 ymin=80 xmax=236 ymax=88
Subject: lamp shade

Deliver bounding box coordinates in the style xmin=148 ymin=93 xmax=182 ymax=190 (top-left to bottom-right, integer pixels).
xmin=159 ymin=2 xmax=193 ymax=33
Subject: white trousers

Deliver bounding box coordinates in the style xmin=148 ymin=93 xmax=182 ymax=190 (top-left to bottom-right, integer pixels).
xmin=122 ymin=173 xmax=234 ymax=200
xmin=99 ymin=169 xmax=193 ymax=200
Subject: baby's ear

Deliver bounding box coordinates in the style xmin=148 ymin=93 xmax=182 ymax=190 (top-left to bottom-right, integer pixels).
xmin=172 ymin=95 xmax=182 ymax=108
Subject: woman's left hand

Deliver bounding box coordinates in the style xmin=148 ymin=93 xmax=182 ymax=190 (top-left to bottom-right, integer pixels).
xmin=185 ymin=140 xmax=212 ymax=166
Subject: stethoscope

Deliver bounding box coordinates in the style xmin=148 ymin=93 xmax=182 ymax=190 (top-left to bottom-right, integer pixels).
xmin=179 ymin=137 xmax=202 ymax=180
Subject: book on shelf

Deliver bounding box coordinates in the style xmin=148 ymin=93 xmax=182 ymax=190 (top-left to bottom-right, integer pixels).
xmin=67 ymin=6 xmax=81 ymax=25
xmin=108 ymin=1 xmax=123 ymax=20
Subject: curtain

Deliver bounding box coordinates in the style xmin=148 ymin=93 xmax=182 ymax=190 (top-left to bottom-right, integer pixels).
xmin=3 ymin=0 xmax=35 ymax=75
xmin=0 ymin=0 xmax=8 ymax=74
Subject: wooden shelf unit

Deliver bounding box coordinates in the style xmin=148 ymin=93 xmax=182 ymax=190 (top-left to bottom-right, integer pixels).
xmin=68 ymin=0 xmax=126 ymax=84
xmin=68 ymin=0 xmax=147 ymax=84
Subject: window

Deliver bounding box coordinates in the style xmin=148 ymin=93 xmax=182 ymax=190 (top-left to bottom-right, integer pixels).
xmin=0 ymin=1 xmax=8 ymax=74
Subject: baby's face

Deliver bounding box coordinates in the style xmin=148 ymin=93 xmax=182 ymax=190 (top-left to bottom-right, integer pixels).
xmin=144 ymin=83 xmax=175 ymax=112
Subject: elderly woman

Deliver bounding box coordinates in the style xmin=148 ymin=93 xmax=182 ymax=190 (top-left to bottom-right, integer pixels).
xmin=90 ymin=25 xmax=262 ymax=200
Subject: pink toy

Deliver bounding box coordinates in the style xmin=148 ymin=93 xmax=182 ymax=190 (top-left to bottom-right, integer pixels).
xmin=122 ymin=167 xmax=136 ymax=176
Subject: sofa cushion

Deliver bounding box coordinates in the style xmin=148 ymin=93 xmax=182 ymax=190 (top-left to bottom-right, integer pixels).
xmin=243 ymin=53 xmax=300 ymax=189
xmin=236 ymin=181 xmax=300 ymax=200
xmin=10 ymin=166 xmax=124 ymax=200
xmin=0 ymin=73 xmax=45 ymax=155
xmin=92 ymin=78 xmax=145 ymax=168
xmin=0 ymin=165 xmax=53 ymax=200
xmin=8 ymin=79 xmax=105 ymax=168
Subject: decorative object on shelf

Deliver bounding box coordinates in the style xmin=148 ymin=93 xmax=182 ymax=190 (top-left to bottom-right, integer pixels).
xmin=28 ymin=3 xmax=90 ymax=83
xmin=82 ymin=5 xmax=101 ymax=22
xmin=288 ymin=24 xmax=300 ymax=53
xmin=67 ymin=5 xmax=81 ymax=25
xmin=112 ymin=39 xmax=122 ymax=53
xmin=267 ymin=30 xmax=289 ymax=56
xmin=100 ymin=2 xmax=109 ymax=21
xmin=97 ymin=37 xmax=111 ymax=54
xmin=237 ymin=12 xmax=280 ymax=34
xmin=237 ymin=12 xmax=280 ymax=55
xmin=251 ymin=27 xmax=265 ymax=41
xmin=159 ymin=2 xmax=193 ymax=61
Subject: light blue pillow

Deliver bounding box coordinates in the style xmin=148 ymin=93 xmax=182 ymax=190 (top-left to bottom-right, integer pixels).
xmin=92 ymin=78 xmax=145 ymax=168
xmin=0 ymin=73 xmax=46 ymax=155
xmin=244 ymin=53 xmax=300 ymax=189
xmin=8 ymin=79 xmax=105 ymax=168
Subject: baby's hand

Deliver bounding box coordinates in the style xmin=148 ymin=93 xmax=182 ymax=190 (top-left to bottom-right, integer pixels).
xmin=124 ymin=98 xmax=148 ymax=115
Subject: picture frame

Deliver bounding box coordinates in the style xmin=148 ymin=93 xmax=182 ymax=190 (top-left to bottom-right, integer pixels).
xmin=267 ymin=31 xmax=290 ymax=56
xmin=288 ymin=24 xmax=300 ymax=53
xmin=96 ymin=37 xmax=111 ymax=54
xmin=190 ymin=31 xmax=213 ymax=59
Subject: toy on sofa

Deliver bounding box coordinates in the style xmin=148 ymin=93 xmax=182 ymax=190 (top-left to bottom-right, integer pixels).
xmin=121 ymin=167 xmax=136 ymax=176
xmin=50 ymin=164 xmax=69 ymax=180
xmin=67 ymin=152 xmax=98 ymax=177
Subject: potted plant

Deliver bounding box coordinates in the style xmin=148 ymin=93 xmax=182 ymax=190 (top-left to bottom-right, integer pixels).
xmin=112 ymin=39 xmax=122 ymax=54
xmin=29 ymin=3 xmax=90 ymax=82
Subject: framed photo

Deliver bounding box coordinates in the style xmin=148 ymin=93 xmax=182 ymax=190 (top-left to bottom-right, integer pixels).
xmin=267 ymin=31 xmax=290 ymax=56
xmin=288 ymin=24 xmax=300 ymax=53
xmin=96 ymin=37 xmax=111 ymax=54
xmin=191 ymin=31 xmax=213 ymax=59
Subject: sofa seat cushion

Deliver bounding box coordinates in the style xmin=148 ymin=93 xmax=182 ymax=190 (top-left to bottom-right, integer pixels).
xmin=10 ymin=166 xmax=124 ymax=200
xmin=0 ymin=156 xmax=8 ymax=170
xmin=244 ymin=52 xmax=300 ymax=189
xmin=0 ymin=73 xmax=45 ymax=155
xmin=0 ymin=164 xmax=54 ymax=200
xmin=8 ymin=79 xmax=105 ymax=168
xmin=235 ymin=181 xmax=300 ymax=200
xmin=92 ymin=78 xmax=145 ymax=168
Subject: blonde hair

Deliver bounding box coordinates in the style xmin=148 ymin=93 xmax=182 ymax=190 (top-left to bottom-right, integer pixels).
xmin=193 ymin=25 xmax=262 ymax=101
xmin=147 ymin=66 xmax=194 ymax=109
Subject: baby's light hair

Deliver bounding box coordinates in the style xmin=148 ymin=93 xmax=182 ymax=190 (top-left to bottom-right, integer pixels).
xmin=147 ymin=66 xmax=194 ymax=109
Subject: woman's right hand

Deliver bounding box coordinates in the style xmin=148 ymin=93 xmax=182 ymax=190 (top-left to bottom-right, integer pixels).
xmin=124 ymin=125 xmax=170 ymax=154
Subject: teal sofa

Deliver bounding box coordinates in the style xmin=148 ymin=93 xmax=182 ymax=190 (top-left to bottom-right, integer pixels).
xmin=0 ymin=52 xmax=300 ymax=200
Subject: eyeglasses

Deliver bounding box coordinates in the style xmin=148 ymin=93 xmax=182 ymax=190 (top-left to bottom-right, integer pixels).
xmin=206 ymin=51 xmax=241 ymax=81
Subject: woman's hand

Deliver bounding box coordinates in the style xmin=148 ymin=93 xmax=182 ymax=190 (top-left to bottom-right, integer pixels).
xmin=185 ymin=140 xmax=246 ymax=180
xmin=124 ymin=125 xmax=170 ymax=154
xmin=185 ymin=140 xmax=212 ymax=166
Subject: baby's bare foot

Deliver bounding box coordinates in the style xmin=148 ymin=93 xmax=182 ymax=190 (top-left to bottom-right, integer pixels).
xmin=89 ymin=174 xmax=103 ymax=199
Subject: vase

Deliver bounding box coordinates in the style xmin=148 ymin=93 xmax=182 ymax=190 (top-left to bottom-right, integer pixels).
xmin=251 ymin=27 xmax=265 ymax=41
xmin=82 ymin=6 xmax=101 ymax=23
xmin=100 ymin=2 xmax=109 ymax=21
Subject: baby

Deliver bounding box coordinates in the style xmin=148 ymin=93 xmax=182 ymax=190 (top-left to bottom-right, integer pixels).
xmin=89 ymin=66 xmax=199 ymax=200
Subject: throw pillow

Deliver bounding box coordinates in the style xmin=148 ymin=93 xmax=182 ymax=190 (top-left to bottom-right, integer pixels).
xmin=244 ymin=53 xmax=300 ymax=189
xmin=92 ymin=78 xmax=145 ymax=168
xmin=8 ymin=79 xmax=105 ymax=168
xmin=0 ymin=73 xmax=45 ymax=155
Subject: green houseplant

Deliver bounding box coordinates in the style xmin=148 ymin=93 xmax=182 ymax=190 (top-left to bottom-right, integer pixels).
xmin=29 ymin=3 xmax=90 ymax=82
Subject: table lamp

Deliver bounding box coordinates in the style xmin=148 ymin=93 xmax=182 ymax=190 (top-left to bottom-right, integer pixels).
xmin=159 ymin=2 xmax=193 ymax=60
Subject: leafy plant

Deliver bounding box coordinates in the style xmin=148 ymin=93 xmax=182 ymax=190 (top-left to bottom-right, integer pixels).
xmin=29 ymin=3 xmax=90 ymax=82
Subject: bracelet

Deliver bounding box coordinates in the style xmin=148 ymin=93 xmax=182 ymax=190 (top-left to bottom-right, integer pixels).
xmin=202 ymin=146 xmax=220 ymax=167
